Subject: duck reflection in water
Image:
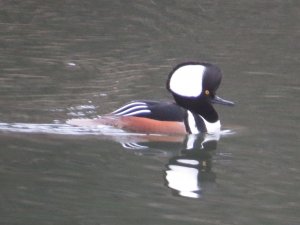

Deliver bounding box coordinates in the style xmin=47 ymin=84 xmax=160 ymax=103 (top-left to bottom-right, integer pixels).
xmin=119 ymin=131 xmax=227 ymax=199
xmin=164 ymin=133 xmax=219 ymax=199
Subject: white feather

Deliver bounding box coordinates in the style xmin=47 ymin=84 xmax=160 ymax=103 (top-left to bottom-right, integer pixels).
xmin=112 ymin=102 xmax=147 ymax=114
xmin=114 ymin=105 xmax=148 ymax=116
xmin=118 ymin=109 xmax=151 ymax=116
xmin=200 ymin=116 xmax=221 ymax=134
xmin=187 ymin=111 xmax=200 ymax=134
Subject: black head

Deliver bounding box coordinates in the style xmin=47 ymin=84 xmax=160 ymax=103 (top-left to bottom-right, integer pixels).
xmin=166 ymin=62 xmax=234 ymax=122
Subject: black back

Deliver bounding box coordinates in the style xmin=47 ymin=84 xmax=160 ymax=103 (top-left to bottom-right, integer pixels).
xmin=133 ymin=101 xmax=185 ymax=122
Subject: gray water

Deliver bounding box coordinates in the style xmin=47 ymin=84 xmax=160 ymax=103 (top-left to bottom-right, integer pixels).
xmin=0 ymin=0 xmax=299 ymax=225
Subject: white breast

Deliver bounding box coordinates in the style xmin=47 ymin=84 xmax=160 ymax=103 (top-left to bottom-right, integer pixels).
xmin=186 ymin=111 xmax=221 ymax=134
xmin=201 ymin=116 xmax=221 ymax=134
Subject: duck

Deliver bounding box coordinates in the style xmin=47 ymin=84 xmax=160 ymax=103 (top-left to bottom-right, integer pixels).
xmin=67 ymin=62 xmax=234 ymax=134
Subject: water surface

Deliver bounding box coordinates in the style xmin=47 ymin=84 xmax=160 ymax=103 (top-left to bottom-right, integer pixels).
xmin=0 ymin=1 xmax=299 ymax=225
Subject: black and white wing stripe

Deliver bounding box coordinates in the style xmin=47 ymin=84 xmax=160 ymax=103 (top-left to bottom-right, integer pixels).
xmin=111 ymin=101 xmax=151 ymax=117
xmin=111 ymin=100 xmax=186 ymax=122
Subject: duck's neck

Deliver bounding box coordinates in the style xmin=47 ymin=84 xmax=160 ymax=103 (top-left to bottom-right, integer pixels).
xmin=185 ymin=110 xmax=221 ymax=134
xmin=174 ymin=97 xmax=219 ymax=123
xmin=193 ymin=102 xmax=219 ymax=123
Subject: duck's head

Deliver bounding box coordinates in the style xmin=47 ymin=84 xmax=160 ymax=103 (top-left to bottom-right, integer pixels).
xmin=166 ymin=62 xmax=234 ymax=122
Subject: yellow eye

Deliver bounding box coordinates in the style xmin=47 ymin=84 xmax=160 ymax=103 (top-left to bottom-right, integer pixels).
xmin=205 ymin=90 xmax=210 ymax=96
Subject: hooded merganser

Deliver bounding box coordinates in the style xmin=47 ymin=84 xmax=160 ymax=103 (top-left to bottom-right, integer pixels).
xmin=67 ymin=62 xmax=234 ymax=134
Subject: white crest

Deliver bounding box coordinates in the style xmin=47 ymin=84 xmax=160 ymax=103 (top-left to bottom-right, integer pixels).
xmin=169 ymin=65 xmax=206 ymax=97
